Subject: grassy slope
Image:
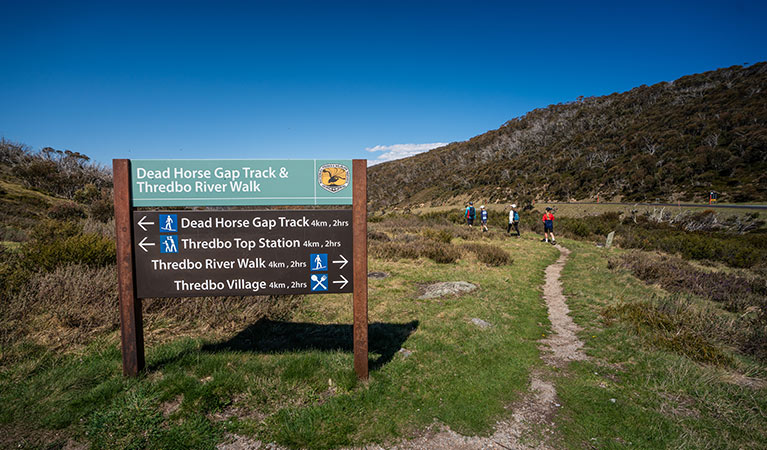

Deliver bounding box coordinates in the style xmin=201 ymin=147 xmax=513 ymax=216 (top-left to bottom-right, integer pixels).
xmin=0 ymin=179 xmax=62 ymax=244
xmin=368 ymin=63 xmax=767 ymax=210
xmin=0 ymin=230 xmax=559 ymax=449
xmin=556 ymin=238 xmax=767 ymax=449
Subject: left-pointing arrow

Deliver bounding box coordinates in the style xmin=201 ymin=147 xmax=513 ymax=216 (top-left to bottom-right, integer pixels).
xmin=138 ymin=236 xmax=155 ymax=252
xmin=137 ymin=216 xmax=155 ymax=232
xmin=331 ymin=275 xmax=348 ymax=289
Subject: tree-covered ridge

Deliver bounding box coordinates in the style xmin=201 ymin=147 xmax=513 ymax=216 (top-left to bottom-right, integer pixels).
xmin=369 ymin=63 xmax=767 ymax=209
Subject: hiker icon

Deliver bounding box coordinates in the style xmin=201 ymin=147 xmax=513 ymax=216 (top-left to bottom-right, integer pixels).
xmin=310 ymin=253 xmax=327 ymax=271
xmin=161 ymin=235 xmax=178 ymax=253
xmin=310 ymin=274 xmax=328 ymax=291
xmin=159 ymin=214 xmax=177 ymax=233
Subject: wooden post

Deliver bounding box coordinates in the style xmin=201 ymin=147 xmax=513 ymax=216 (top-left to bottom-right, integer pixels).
xmin=352 ymin=160 xmax=369 ymax=380
xmin=113 ymin=159 xmax=145 ymax=376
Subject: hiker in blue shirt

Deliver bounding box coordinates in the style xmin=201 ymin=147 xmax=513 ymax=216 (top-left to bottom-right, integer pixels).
xmin=507 ymin=204 xmax=520 ymax=237
xmin=480 ymin=205 xmax=489 ymax=232
xmin=465 ymin=202 xmax=476 ymax=227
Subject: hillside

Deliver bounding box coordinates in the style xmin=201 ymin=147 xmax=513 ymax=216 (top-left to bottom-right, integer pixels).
xmin=369 ymin=63 xmax=767 ymax=210
xmin=0 ymin=140 xmax=113 ymax=242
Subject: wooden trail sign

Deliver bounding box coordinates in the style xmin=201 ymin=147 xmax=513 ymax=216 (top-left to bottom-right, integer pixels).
xmin=132 ymin=210 xmax=353 ymax=298
xmin=113 ymin=159 xmax=368 ymax=379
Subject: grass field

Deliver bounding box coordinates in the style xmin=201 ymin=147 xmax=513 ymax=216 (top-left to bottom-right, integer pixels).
xmin=556 ymin=239 xmax=767 ymax=448
xmin=1 ymin=225 xmax=560 ymax=449
xmin=2 ymin=218 xmax=766 ymax=449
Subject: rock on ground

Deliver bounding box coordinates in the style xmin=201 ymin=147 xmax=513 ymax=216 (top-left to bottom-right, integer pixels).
xmin=418 ymin=281 xmax=477 ymax=299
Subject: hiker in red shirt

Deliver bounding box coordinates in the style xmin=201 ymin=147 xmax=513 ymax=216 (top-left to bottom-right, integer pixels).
xmin=542 ymin=207 xmax=556 ymax=245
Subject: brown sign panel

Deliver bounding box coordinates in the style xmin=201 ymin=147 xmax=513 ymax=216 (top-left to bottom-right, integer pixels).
xmin=132 ymin=210 xmax=353 ymax=298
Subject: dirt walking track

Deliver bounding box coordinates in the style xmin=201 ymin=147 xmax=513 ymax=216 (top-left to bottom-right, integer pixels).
xmin=219 ymin=245 xmax=585 ymax=450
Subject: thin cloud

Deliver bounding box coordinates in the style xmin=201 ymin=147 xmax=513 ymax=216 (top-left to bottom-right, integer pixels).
xmin=366 ymin=142 xmax=448 ymax=165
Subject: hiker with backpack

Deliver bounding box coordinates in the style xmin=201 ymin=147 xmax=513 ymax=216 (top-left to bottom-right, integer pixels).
xmin=480 ymin=205 xmax=489 ymax=232
xmin=507 ymin=204 xmax=520 ymax=237
xmin=542 ymin=207 xmax=556 ymax=245
xmin=465 ymin=202 xmax=476 ymax=227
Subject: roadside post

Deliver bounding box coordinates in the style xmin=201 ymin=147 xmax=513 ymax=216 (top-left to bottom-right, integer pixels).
xmin=113 ymin=159 xmax=368 ymax=379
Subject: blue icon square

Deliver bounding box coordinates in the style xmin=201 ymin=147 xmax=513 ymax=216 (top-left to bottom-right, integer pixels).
xmin=161 ymin=235 xmax=178 ymax=253
xmin=159 ymin=214 xmax=178 ymax=233
xmin=310 ymin=273 xmax=328 ymax=291
xmin=310 ymin=253 xmax=327 ymax=271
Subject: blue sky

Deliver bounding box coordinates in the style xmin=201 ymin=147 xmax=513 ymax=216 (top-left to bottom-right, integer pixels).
xmin=1 ymin=0 xmax=765 ymax=165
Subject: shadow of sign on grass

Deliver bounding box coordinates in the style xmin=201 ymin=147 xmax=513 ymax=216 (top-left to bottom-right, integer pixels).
xmin=199 ymin=319 xmax=419 ymax=370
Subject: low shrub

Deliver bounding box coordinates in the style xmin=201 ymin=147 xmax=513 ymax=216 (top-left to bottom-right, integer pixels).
xmin=29 ymin=218 xmax=83 ymax=242
xmin=47 ymin=202 xmax=86 ymax=220
xmin=0 ymin=225 xmax=27 ymax=242
xmin=613 ymin=251 xmax=767 ymax=312
xmin=422 ymin=228 xmax=453 ymax=244
xmin=558 ymin=212 xmax=620 ymax=239
xmin=462 ymin=243 xmax=512 ymax=266
xmin=419 ymin=209 xmax=464 ymax=225
xmin=89 ymin=197 xmax=114 ymax=222
xmin=369 ymin=241 xmax=421 ymax=261
xmin=566 ymin=221 xmax=589 ymax=237
xmin=742 ymin=309 xmax=767 ymax=362
xmin=0 ymin=261 xmax=307 ymax=356
xmin=448 ymin=226 xmax=475 ymax=240
xmin=5 ymin=265 xmax=119 ymax=346
xmin=81 ymin=218 xmax=116 ymax=240
xmin=369 ymin=239 xmax=460 ymax=264
xmin=21 ymin=232 xmax=116 ymax=272
xmin=420 ymin=241 xmax=461 ymax=263
xmin=367 ymin=230 xmax=390 ymax=241
xmin=602 ymin=296 xmax=734 ymax=366
xmin=622 ymin=229 xmax=763 ymax=268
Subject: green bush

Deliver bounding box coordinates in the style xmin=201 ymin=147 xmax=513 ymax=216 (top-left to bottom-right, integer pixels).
xmin=29 ymin=219 xmax=83 ymax=242
xmin=567 ymin=221 xmax=590 ymax=237
xmin=89 ymin=197 xmax=114 ymax=223
xmin=420 ymin=241 xmax=461 ymax=263
xmin=603 ymin=296 xmax=733 ymax=366
xmin=21 ymin=232 xmax=116 ymax=271
xmin=545 ymin=212 xmax=767 ymax=269
xmin=370 ymin=241 xmax=420 ymax=261
xmin=422 ymin=228 xmax=453 ymax=244
xmin=558 ymin=212 xmax=620 ymax=239
xmin=462 ymin=243 xmax=512 ymax=266
xmin=370 ymin=239 xmax=460 ymax=264
xmin=47 ymin=202 xmax=86 ymax=220
xmin=368 ymin=230 xmax=390 ymax=241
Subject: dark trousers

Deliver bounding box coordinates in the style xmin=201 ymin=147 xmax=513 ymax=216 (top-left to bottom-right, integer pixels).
xmin=507 ymin=222 xmax=519 ymax=236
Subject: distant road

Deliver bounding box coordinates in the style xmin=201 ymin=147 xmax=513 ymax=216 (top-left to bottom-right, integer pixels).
xmin=549 ymin=202 xmax=767 ymax=210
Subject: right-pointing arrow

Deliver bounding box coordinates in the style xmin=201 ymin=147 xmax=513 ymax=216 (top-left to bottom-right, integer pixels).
xmin=138 ymin=236 xmax=156 ymax=253
xmin=332 ymin=275 xmax=348 ymax=289
xmin=332 ymin=254 xmax=348 ymax=269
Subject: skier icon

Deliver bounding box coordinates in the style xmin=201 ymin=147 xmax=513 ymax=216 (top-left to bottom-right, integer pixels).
xmin=310 ymin=253 xmax=327 ymax=271
xmin=159 ymin=214 xmax=177 ymax=233
xmin=161 ymin=235 xmax=178 ymax=253
xmin=311 ymin=274 xmax=327 ymax=291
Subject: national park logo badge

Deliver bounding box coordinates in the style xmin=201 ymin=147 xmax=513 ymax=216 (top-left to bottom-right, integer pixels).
xmin=318 ymin=163 xmax=349 ymax=193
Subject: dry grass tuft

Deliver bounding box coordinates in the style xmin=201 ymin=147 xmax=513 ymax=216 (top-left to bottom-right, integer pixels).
xmin=0 ymin=263 xmax=305 ymax=361
xmin=462 ymin=243 xmax=513 ymax=266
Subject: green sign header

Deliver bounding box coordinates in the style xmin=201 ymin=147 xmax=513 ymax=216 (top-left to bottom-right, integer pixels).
xmin=130 ymin=159 xmax=353 ymax=206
